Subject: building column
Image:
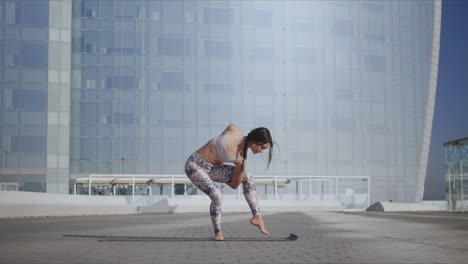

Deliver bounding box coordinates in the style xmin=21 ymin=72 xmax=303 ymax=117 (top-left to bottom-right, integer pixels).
xmin=46 ymin=0 xmax=72 ymax=193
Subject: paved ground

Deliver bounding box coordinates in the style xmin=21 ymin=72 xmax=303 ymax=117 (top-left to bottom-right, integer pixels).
xmin=1 ymin=211 xmax=468 ymax=263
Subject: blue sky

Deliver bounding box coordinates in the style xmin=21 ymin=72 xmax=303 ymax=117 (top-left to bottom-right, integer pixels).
xmin=424 ymin=1 xmax=468 ymax=200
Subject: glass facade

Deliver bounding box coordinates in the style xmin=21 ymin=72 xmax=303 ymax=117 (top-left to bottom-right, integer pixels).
xmin=69 ymin=0 xmax=441 ymax=203
xmin=0 ymin=1 xmax=49 ymax=192
xmin=0 ymin=0 xmax=72 ymax=193
xmin=445 ymin=137 xmax=468 ymax=212
xmin=1 ymin=0 xmax=441 ymax=203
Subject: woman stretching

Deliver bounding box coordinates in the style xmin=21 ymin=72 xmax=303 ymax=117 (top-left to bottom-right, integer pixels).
xmin=184 ymin=124 xmax=273 ymax=240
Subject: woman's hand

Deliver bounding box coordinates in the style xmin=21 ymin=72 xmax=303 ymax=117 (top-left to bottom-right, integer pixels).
xmin=227 ymin=157 xmax=246 ymax=189
xmin=225 ymin=180 xmax=238 ymax=189
xmin=233 ymin=157 xmax=244 ymax=168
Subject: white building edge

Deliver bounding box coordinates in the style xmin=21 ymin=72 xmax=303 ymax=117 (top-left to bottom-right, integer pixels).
xmin=415 ymin=0 xmax=442 ymax=202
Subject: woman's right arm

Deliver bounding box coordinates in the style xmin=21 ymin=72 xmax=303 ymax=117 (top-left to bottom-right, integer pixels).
xmin=226 ymin=157 xmax=246 ymax=189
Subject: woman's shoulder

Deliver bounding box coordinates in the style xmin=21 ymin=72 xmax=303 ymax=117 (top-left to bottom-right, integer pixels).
xmin=221 ymin=124 xmax=244 ymax=139
xmin=222 ymin=124 xmax=244 ymax=146
xmin=222 ymin=124 xmax=241 ymax=135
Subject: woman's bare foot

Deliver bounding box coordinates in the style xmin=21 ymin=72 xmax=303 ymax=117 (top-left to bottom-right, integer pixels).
xmin=250 ymin=215 xmax=270 ymax=235
xmin=214 ymin=231 xmax=224 ymax=241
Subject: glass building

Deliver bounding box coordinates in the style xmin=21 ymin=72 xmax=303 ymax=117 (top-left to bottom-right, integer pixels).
xmin=0 ymin=0 xmax=71 ymax=193
xmin=1 ymin=0 xmax=441 ymax=203
xmin=445 ymin=137 xmax=468 ymax=212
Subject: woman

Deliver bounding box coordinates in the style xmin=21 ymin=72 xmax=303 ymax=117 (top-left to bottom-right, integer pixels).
xmin=184 ymin=124 xmax=274 ymax=241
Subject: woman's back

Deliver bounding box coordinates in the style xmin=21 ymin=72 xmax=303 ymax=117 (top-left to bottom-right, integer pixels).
xmin=197 ymin=124 xmax=244 ymax=165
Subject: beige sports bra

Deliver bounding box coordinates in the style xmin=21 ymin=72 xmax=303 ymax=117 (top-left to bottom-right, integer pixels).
xmin=210 ymin=134 xmax=237 ymax=163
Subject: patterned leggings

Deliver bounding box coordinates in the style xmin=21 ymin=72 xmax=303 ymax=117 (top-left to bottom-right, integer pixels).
xmin=184 ymin=152 xmax=260 ymax=233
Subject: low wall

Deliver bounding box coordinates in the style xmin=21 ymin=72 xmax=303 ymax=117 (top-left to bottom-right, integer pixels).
xmin=0 ymin=191 xmax=138 ymax=218
xmin=142 ymin=196 xmax=345 ymax=213
xmin=0 ymin=191 xmax=347 ymax=218
xmin=366 ymin=201 xmax=447 ymax=212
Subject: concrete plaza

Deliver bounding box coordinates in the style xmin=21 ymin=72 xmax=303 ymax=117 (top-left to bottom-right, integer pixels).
xmin=0 ymin=211 xmax=467 ymax=263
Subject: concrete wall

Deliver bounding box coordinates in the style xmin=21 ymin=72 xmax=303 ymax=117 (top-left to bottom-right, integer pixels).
xmin=0 ymin=191 xmax=137 ymax=218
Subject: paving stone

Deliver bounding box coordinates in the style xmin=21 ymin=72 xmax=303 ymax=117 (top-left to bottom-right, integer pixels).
xmin=1 ymin=211 xmax=468 ymax=263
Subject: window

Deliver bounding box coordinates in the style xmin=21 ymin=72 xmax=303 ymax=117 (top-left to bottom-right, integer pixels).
xmin=18 ymin=174 xmax=46 ymax=184
xmin=112 ymin=75 xmax=140 ymax=90
xmin=21 ymin=112 xmax=46 ymax=125
xmin=98 ymin=67 xmax=113 ymax=89
xmin=334 ymin=89 xmax=353 ymax=100
xmin=163 ymin=2 xmax=184 ymax=23
xmin=160 ymin=72 xmax=184 ymax=91
xmin=363 ymin=3 xmax=384 ymax=12
xmin=21 ymin=69 xmax=47 ymax=83
xmin=98 ymin=1 xmax=113 ymax=18
xmin=121 ymin=2 xmax=137 ymax=19
xmin=98 ymin=32 xmax=113 ymax=53
xmin=81 ymin=90 xmax=98 ymax=101
xmin=157 ymin=120 xmax=187 ymax=127
xmin=204 ymin=83 xmax=232 ymax=93
xmin=203 ymin=7 xmax=233 ymax=25
xmin=288 ymin=21 xmax=315 ymax=33
xmin=82 ymin=67 xmax=98 ymax=88
xmin=367 ymin=124 xmax=389 ymax=135
xmin=22 ymin=27 xmax=48 ymax=41
xmin=364 ymin=33 xmax=385 ymax=42
xmin=295 ymin=47 xmax=315 ymax=64
xmin=19 ymin=42 xmax=48 ymax=68
xmin=82 ymin=31 xmax=97 ymax=53
xmin=110 ymin=33 xmax=141 ymax=55
xmin=148 ymin=140 xmax=162 ymax=160
xmin=82 ymin=0 xmax=98 ymax=18
xmin=253 ymin=10 xmax=272 ymax=29
xmin=163 ymin=104 xmax=183 ymax=120
xmin=148 ymin=1 xmax=162 ymax=21
xmin=204 ymin=40 xmax=231 ymax=58
xmin=293 ymin=80 xmax=315 ymax=96
xmin=15 ymin=2 xmax=48 ymax=27
xmin=81 ymin=139 xmax=98 ymax=160
xmin=289 ymin=119 xmax=317 ymax=129
xmin=12 ymin=90 xmax=47 ymax=111
xmin=254 ymin=46 xmax=273 ymax=61
xmin=80 ymin=103 xmax=99 ymax=124
xmin=121 ymin=140 xmax=136 ymax=160
xmin=11 ymin=136 xmax=46 ymax=153
xmin=158 ymin=37 xmax=191 ymax=57
xmin=363 ymin=55 xmax=386 ymax=72
xmin=331 ymin=19 xmax=354 ymax=38
xmin=3 ymin=112 xmax=19 ymax=123
xmin=255 ymin=80 xmax=273 ymax=93
xmin=106 ymin=113 xmax=138 ymax=125
xmin=331 ymin=117 xmax=355 ymax=133
xmin=97 ymin=140 xmax=112 ymax=160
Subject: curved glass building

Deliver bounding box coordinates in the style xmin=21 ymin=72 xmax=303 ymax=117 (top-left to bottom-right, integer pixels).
xmin=0 ymin=0 xmax=441 ymax=203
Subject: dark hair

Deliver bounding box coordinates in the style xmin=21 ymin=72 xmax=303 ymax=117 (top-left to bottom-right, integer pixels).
xmin=241 ymin=127 xmax=274 ymax=169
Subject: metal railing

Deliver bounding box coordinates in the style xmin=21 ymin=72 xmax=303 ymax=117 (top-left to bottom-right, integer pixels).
xmin=73 ymin=174 xmax=371 ymax=209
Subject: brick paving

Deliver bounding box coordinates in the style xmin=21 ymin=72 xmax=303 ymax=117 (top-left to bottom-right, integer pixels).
xmin=1 ymin=211 xmax=468 ymax=263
